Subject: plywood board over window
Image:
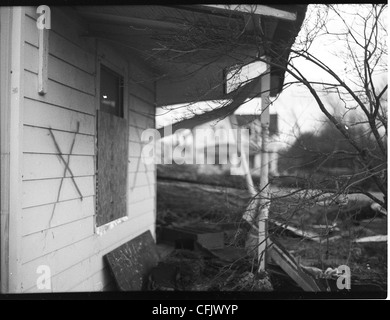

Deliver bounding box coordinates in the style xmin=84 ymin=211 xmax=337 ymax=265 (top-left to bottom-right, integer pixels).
xmin=96 ymin=111 xmax=128 ymax=227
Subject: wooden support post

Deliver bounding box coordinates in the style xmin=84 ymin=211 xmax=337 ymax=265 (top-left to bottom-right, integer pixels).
xmin=258 ymin=58 xmax=271 ymax=271
xmin=0 ymin=7 xmax=25 ymax=293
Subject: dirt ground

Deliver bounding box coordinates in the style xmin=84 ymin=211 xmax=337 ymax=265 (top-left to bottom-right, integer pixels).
xmin=156 ymin=167 xmax=387 ymax=294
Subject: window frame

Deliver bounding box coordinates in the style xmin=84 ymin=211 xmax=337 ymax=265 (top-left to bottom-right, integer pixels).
xmin=95 ymin=53 xmax=129 ymax=236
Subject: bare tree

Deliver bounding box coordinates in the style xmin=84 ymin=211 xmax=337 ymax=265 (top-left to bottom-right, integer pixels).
xmin=155 ymin=4 xmax=387 ymax=211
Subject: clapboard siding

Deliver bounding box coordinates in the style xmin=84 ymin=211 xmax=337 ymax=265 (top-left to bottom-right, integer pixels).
xmin=68 ymin=266 xmax=113 ymax=292
xmin=24 ymin=15 xmax=95 ymax=74
xmin=21 ymin=196 xmax=95 ymax=236
xmin=21 ymin=212 xmax=154 ymax=292
xmin=23 ymin=154 xmax=95 ymax=181
xmin=23 ymin=126 xmax=95 ymax=155
xmin=129 ymin=94 xmax=156 ymax=116
xmin=129 ymin=171 xmax=155 ymax=189
xmin=21 ymin=216 xmax=94 ymax=264
xmin=22 ymin=176 xmax=95 ymax=208
xmin=129 ymin=83 xmax=155 ymax=107
xmin=24 ymin=98 xmax=95 ymax=135
xmin=129 ymin=185 xmax=155 ymax=203
xmin=128 ymin=198 xmax=155 ymax=219
xmin=24 ymin=7 xmax=95 ymax=54
xmin=129 ymin=112 xmax=155 ymax=131
xmin=128 ymin=156 xmax=155 ymax=173
xmin=18 ymin=7 xmax=157 ymax=292
xmin=129 ymin=126 xmax=143 ymax=142
xmin=24 ymin=71 xmax=95 ymax=116
xmin=24 ymin=43 xmax=95 ymax=95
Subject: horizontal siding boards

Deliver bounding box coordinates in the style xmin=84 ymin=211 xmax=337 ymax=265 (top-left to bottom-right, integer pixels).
xmin=129 ymin=83 xmax=155 ymax=107
xmin=21 ymin=196 xmax=94 ymax=236
xmin=23 ymin=154 xmax=95 ymax=181
xmin=24 ymin=7 xmax=95 ymax=55
xmin=24 ymin=15 xmax=95 ymax=74
xmin=128 ymin=198 xmax=155 ymax=219
xmin=129 ymin=171 xmax=155 ymax=189
xmin=128 ymin=156 xmax=154 ymax=173
xmin=21 ymin=216 xmax=94 ymax=264
xmin=129 ymin=126 xmax=144 ymax=143
xmin=19 ymin=6 xmax=159 ymax=292
xmin=24 ymin=71 xmax=95 ymax=115
xmin=22 ymin=176 xmax=95 ymax=208
xmin=68 ymin=267 xmax=112 ymax=292
xmin=23 ymin=98 xmax=95 ymax=135
xmin=23 ymin=126 xmax=94 ymax=155
xmin=129 ymin=94 xmax=155 ymax=116
xmin=129 ymin=112 xmax=155 ymax=131
xmin=129 ymin=141 xmax=142 ymax=158
xmin=129 ymin=185 xmax=155 ymax=204
xmin=21 ymin=213 xmax=155 ymax=292
xmin=24 ymin=43 xmax=95 ymax=95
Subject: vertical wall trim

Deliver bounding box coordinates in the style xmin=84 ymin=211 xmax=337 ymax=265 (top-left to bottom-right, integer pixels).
xmin=8 ymin=6 xmax=25 ymax=292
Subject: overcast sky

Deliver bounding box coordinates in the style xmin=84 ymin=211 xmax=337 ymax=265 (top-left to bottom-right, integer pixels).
xmin=156 ymin=4 xmax=387 ymax=149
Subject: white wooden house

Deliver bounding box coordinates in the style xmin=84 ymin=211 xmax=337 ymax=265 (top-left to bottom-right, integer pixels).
xmin=0 ymin=5 xmax=306 ymax=293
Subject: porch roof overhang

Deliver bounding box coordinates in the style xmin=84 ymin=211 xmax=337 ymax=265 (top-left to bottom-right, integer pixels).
xmin=75 ymin=5 xmax=307 ymax=108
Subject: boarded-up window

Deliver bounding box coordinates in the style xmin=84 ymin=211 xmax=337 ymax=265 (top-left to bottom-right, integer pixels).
xmin=96 ymin=65 xmax=128 ymax=227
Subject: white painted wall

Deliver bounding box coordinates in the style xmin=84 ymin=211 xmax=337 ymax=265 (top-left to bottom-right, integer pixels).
xmin=17 ymin=7 xmax=156 ymax=293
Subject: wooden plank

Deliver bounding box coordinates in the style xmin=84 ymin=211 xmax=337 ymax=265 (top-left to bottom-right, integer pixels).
xmin=129 ymin=112 xmax=155 ymax=130
xmin=354 ymin=235 xmax=387 ymax=243
xmin=129 ymin=84 xmax=155 ymax=107
xmin=23 ymin=154 xmax=94 ymax=181
xmin=24 ymin=6 xmax=95 ymax=55
xmin=129 ymin=171 xmax=155 ymax=189
xmin=24 ymin=14 xmax=95 ymax=74
xmin=23 ymin=98 xmax=95 ymax=135
xmin=23 ymin=126 xmax=94 ymax=155
xmin=127 ymin=198 xmax=155 ymax=219
xmin=104 ymin=230 xmax=159 ymax=291
xmin=129 ymin=185 xmax=155 ymax=203
xmin=68 ymin=267 xmax=112 ymax=292
xmin=268 ymin=240 xmax=323 ymax=292
xmin=271 ymin=219 xmax=321 ymax=243
xmin=96 ymin=111 xmax=129 ymax=227
xmin=20 ymin=213 xmax=155 ymax=292
xmin=21 ymin=196 xmax=94 ymax=236
xmin=24 ymin=43 xmax=95 ymax=95
xmin=129 ymin=125 xmax=145 ymax=143
xmin=7 ymin=6 xmax=25 ymax=293
xmin=0 ymin=6 xmax=12 ymax=293
xmin=22 ymin=176 xmax=95 ymax=208
xmin=24 ymin=71 xmax=95 ymax=115
xmin=38 ymin=28 xmax=49 ymax=95
xmin=129 ymin=141 xmax=142 ymax=158
xmin=203 ymin=5 xmax=297 ymax=21
xmin=21 ymin=216 xmax=94 ymax=264
xmin=128 ymin=155 xmax=155 ymax=173
xmin=129 ymin=94 xmax=155 ymax=115
xmin=50 ymin=254 xmax=103 ymax=292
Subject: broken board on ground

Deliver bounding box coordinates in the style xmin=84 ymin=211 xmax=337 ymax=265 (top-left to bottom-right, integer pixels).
xmin=267 ymin=238 xmax=326 ymax=292
xmin=104 ymin=230 xmax=159 ymax=291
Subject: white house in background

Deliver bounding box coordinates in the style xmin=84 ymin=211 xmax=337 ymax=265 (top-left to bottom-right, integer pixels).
xmin=157 ymin=110 xmax=282 ymax=177
xmin=0 ymin=5 xmax=306 ymax=293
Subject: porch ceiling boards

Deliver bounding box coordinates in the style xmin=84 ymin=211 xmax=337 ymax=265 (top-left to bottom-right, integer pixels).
xmin=75 ymin=5 xmax=307 ymax=107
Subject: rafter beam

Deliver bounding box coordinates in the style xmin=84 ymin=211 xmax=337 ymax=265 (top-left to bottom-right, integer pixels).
xmin=203 ymin=5 xmax=297 ymax=21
